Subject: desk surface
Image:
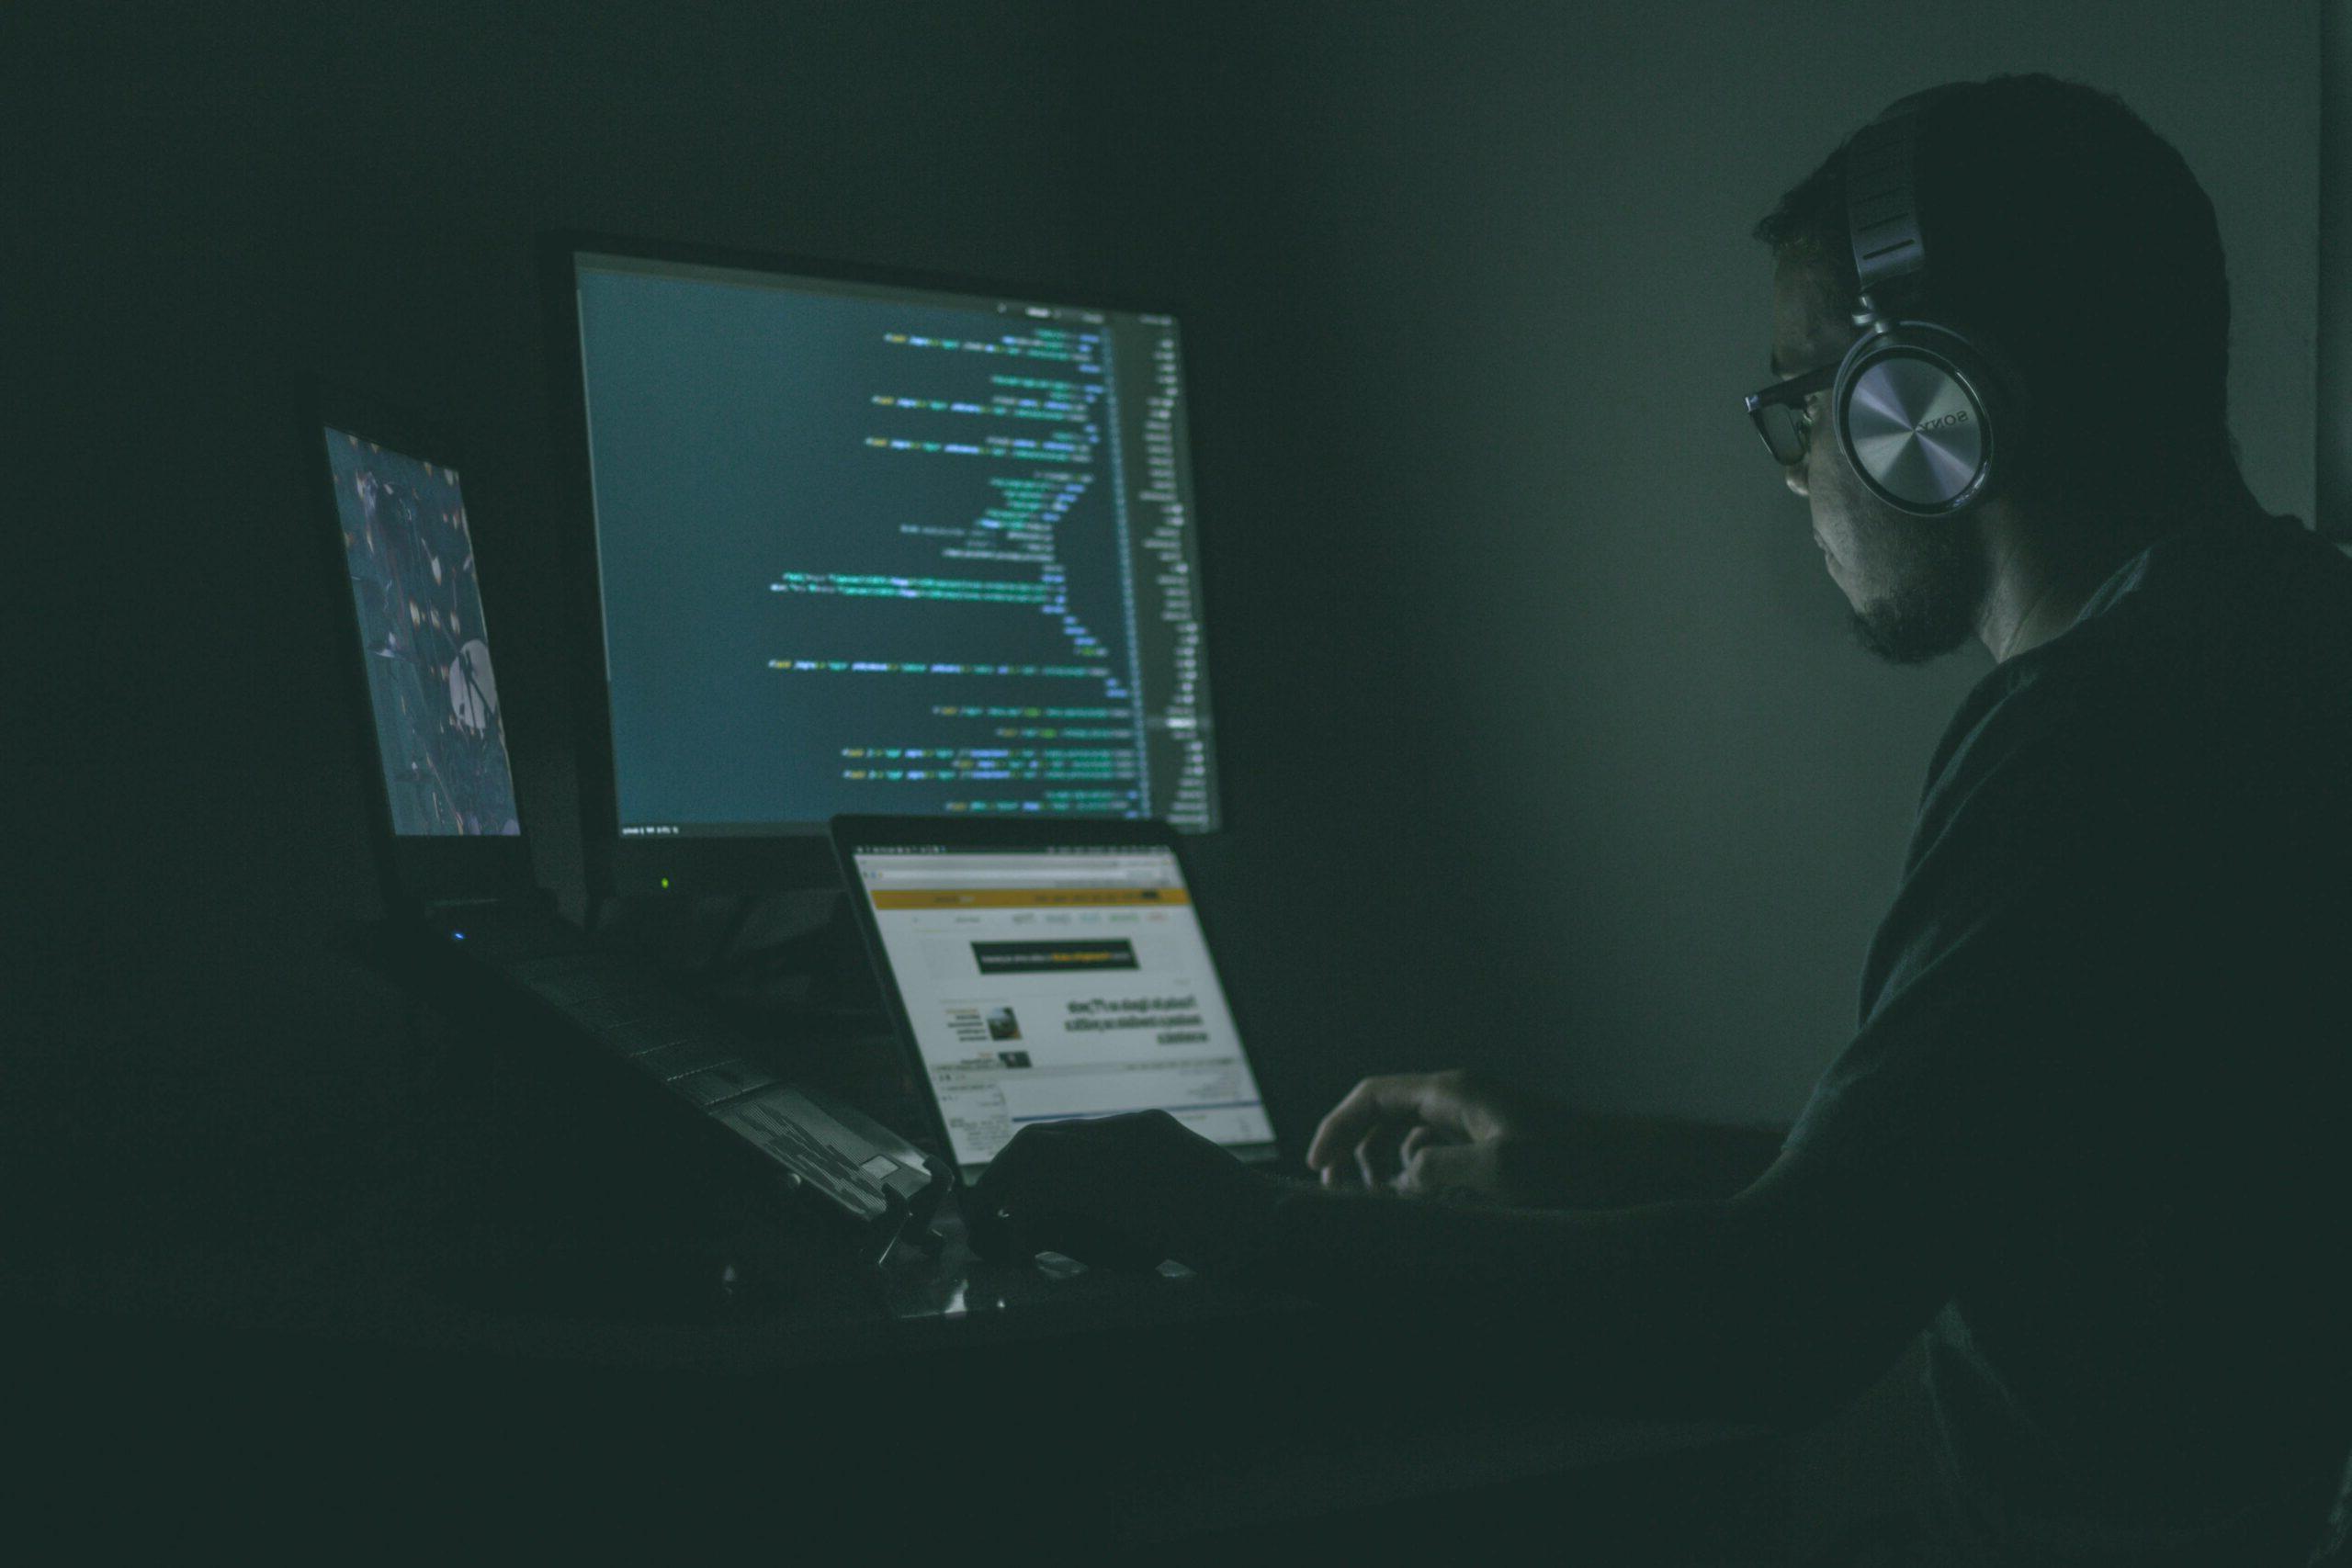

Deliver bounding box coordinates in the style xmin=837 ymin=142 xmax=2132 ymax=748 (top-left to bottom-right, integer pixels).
xmin=7 ymin=988 xmax=1776 ymax=1551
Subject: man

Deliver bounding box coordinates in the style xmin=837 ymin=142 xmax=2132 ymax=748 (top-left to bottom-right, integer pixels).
xmin=970 ymin=75 xmax=2352 ymax=1564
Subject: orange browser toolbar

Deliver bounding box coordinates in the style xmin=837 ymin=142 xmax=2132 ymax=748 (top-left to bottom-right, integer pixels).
xmin=868 ymin=887 xmax=1192 ymax=910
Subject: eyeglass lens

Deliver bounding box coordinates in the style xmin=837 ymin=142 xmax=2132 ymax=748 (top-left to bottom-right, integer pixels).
xmin=1754 ymin=400 xmax=1808 ymax=465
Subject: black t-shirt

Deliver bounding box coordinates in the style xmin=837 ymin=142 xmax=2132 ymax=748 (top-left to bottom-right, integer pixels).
xmin=1780 ymin=512 xmax=2352 ymax=1565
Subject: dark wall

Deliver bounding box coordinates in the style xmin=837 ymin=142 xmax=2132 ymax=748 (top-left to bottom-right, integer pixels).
xmin=1053 ymin=2 xmax=2318 ymax=1127
xmin=15 ymin=4 xmax=2319 ymax=1199
xmin=14 ymin=2 xmax=1091 ymax=1184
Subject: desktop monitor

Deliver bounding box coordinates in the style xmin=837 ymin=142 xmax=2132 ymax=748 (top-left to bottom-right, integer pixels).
xmin=545 ymin=237 xmax=1224 ymax=895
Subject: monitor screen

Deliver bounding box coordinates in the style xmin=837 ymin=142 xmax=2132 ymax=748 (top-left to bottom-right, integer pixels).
xmin=847 ymin=841 xmax=1273 ymax=1174
xmin=569 ymin=250 xmax=1220 ymax=840
xmin=324 ymin=426 xmax=522 ymax=838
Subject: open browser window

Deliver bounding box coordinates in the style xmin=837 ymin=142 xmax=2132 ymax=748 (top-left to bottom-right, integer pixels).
xmin=848 ymin=843 xmax=1275 ymax=1176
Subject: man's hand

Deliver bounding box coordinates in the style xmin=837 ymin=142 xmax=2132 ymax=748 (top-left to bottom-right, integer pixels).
xmin=966 ymin=1111 xmax=1284 ymax=1273
xmin=1306 ymin=1069 xmax=1566 ymax=1202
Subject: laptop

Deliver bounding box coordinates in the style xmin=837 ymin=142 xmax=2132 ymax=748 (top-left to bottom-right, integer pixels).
xmin=830 ymin=816 xmax=1284 ymax=1190
xmin=311 ymin=399 xmax=944 ymax=1247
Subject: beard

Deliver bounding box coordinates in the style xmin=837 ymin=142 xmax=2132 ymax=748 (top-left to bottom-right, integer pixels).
xmin=1843 ymin=517 xmax=1987 ymax=665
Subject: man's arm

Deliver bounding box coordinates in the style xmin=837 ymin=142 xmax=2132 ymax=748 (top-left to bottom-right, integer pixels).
xmin=970 ymin=1111 xmax=1940 ymax=1428
xmin=1495 ymin=1112 xmax=1792 ymax=1209
xmin=1302 ymin=1067 xmax=1789 ymax=1209
xmin=1255 ymin=1164 xmax=1936 ymax=1426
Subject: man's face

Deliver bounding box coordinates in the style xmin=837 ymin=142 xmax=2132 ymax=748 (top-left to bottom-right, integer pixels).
xmin=1771 ymin=247 xmax=1985 ymax=664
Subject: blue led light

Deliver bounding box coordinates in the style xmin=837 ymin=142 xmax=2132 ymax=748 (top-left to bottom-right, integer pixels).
xmin=451 ymin=931 xmax=467 ymax=942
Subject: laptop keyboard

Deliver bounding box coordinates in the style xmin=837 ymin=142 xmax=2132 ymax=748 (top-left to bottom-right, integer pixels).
xmin=498 ymin=950 xmax=898 ymax=1222
xmin=717 ymin=1090 xmax=898 ymax=1222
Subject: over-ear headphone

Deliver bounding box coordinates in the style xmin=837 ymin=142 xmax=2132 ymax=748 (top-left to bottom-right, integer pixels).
xmin=1833 ymin=88 xmax=2025 ymax=516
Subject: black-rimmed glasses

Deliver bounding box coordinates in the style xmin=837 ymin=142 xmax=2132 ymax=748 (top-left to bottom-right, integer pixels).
xmin=1743 ymin=362 xmax=1838 ymax=466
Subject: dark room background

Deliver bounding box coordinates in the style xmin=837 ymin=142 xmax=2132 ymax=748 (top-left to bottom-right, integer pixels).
xmin=12 ymin=2 xmax=2318 ymax=1210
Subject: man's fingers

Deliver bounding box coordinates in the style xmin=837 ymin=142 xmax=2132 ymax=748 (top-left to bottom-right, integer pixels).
xmin=1396 ymin=1140 xmax=1499 ymax=1201
xmin=1354 ymin=1121 xmax=1410 ymax=1190
xmin=1306 ymin=1079 xmax=1381 ymax=1173
xmin=1306 ymin=1077 xmax=1419 ymax=1171
xmin=1307 ymin=1074 xmax=1458 ymax=1173
xmin=1398 ymin=1124 xmax=1444 ymax=1165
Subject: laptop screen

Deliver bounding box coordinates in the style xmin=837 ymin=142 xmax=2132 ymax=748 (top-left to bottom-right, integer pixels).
xmin=324 ymin=426 xmax=522 ymax=838
xmin=848 ymin=841 xmax=1275 ymax=1172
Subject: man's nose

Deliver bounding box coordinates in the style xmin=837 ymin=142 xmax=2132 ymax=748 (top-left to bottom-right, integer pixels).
xmin=1784 ymin=462 xmax=1808 ymax=499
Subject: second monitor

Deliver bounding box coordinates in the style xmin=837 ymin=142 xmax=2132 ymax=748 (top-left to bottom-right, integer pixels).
xmin=553 ymin=241 xmax=1222 ymax=892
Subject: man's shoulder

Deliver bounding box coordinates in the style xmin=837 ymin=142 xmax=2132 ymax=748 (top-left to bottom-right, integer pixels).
xmin=1918 ymin=621 xmax=2142 ymax=830
xmin=2081 ymin=510 xmax=2352 ymax=656
xmin=1912 ymin=511 xmax=2352 ymax=881
xmin=1938 ymin=513 xmax=2347 ymax=778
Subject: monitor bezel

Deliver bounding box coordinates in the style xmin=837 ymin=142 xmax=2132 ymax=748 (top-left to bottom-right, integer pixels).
xmin=827 ymin=813 xmax=1283 ymax=1187
xmin=307 ymin=386 xmax=539 ymax=913
xmin=537 ymin=229 xmax=1225 ymax=899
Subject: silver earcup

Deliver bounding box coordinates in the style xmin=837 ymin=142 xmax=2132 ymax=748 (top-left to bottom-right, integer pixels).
xmin=1833 ymin=328 xmax=1998 ymax=515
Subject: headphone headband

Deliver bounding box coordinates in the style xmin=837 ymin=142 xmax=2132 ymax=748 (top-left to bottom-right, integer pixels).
xmin=1830 ymin=86 xmax=2015 ymax=517
xmin=1847 ymin=106 xmax=1928 ymax=302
